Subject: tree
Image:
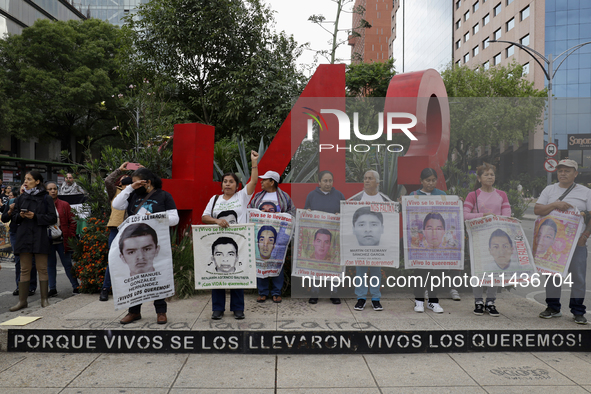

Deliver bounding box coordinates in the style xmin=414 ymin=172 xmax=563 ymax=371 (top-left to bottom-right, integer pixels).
xmin=441 ymin=63 xmax=547 ymax=172
xmin=346 ymin=58 xmax=395 ymax=97
xmin=0 ymin=18 xmax=127 ymax=158
xmin=308 ymin=0 xmax=371 ymax=64
xmin=122 ymin=0 xmax=306 ymax=143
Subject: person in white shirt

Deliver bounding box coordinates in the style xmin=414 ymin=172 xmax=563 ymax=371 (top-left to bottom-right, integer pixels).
xmin=535 ymin=159 xmax=591 ymax=325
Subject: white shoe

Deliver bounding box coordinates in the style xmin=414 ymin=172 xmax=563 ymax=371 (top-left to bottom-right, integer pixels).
xmin=414 ymin=300 xmax=424 ymax=313
xmin=428 ymin=302 xmax=444 ymax=313
xmin=450 ymin=289 xmax=461 ymax=301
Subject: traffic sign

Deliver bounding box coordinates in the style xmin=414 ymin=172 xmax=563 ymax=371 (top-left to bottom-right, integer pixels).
xmin=544 ymin=158 xmax=558 ymax=173
xmin=545 ymin=143 xmax=558 ymax=157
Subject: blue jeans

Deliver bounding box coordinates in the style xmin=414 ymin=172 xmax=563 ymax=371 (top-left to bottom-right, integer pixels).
xmin=546 ymin=245 xmax=587 ymax=316
xmin=212 ymin=289 xmax=244 ymax=312
xmin=257 ymin=266 xmax=284 ymax=296
xmin=102 ymin=228 xmax=119 ymax=289
xmin=355 ymin=266 xmax=381 ymax=301
xmin=47 ymin=242 xmax=79 ymax=290
xmin=11 ymin=232 xmax=37 ymax=291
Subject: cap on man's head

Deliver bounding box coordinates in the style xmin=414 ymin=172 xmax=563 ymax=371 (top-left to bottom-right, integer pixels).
xmin=557 ymin=159 xmax=578 ymax=170
xmin=258 ymin=171 xmax=280 ymax=183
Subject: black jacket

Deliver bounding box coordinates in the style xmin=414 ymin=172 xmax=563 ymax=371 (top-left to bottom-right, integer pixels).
xmin=12 ymin=190 xmax=57 ymax=254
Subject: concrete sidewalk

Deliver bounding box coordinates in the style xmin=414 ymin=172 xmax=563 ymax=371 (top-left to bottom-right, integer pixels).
xmin=0 ymin=350 xmax=590 ymax=392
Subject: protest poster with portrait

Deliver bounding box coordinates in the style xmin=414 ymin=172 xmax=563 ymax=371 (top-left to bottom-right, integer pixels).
xmin=192 ymin=223 xmax=256 ymax=289
xmin=466 ymin=215 xmax=536 ymax=286
xmin=402 ymin=195 xmax=464 ymax=270
xmin=340 ymin=201 xmax=400 ymax=268
xmin=108 ymin=213 xmax=175 ymax=311
xmin=247 ymin=209 xmax=293 ymax=278
xmin=292 ymin=209 xmax=343 ymax=278
xmin=533 ymin=210 xmax=583 ymax=277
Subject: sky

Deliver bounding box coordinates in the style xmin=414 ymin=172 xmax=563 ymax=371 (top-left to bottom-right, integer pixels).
xmin=264 ymin=0 xmax=354 ymax=71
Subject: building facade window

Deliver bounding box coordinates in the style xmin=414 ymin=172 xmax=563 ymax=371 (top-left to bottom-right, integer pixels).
xmin=483 ymin=13 xmax=490 ymax=25
xmin=507 ymin=45 xmax=514 ymax=57
xmin=494 ymin=53 xmax=502 ymax=65
xmin=521 ymin=5 xmax=530 ymax=20
xmin=484 ymin=61 xmax=490 ymax=70
xmin=464 ymin=32 xmax=470 ymax=42
xmin=474 ymin=1 xmax=479 ymax=12
xmin=456 ymin=39 xmax=462 ymax=49
xmin=523 ymin=62 xmax=529 ymax=75
xmin=473 ymin=45 xmax=480 ymax=56
xmin=456 ymin=19 xmax=461 ymax=29
xmin=474 ymin=23 xmax=479 ymax=34
xmin=483 ymin=37 xmax=490 ymax=48
xmin=521 ymin=34 xmax=530 ymax=46
xmin=464 ymin=53 xmax=470 ymax=63
xmin=456 ymin=0 xmax=461 ymax=9
xmin=494 ymin=28 xmax=501 ymax=40
xmin=465 ymin=10 xmax=470 ymax=21
xmin=507 ymin=0 xmax=513 ymax=5
xmin=494 ymin=3 xmax=501 ymax=16
xmin=507 ymin=17 xmax=515 ymax=31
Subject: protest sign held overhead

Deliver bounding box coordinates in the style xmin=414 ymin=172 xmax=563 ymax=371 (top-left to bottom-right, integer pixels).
xmin=402 ymin=195 xmax=464 ymax=270
xmin=533 ymin=210 xmax=583 ymax=277
xmin=340 ymin=201 xmax=400 ymax=268
xmin=466 ymin=215 xmax=536 ymax=286
xmin=108 ymin=213 xmax=175 ymax=311
xmin=192 ymin=224 xmax=256 ymax=289
xmin=292 ymin=209 xmax=344 ymax=278
xmin=247 ymin=209 xmax=293 ymax=278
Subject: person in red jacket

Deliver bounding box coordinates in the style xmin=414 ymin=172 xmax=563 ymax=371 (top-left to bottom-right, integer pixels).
xmin=45 ymin=182 xmax=79 ymax=296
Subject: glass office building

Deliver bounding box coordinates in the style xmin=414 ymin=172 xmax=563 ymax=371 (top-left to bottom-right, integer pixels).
xmin=79 ymin=0 xmax=147 ymax=26
xmin=391 ymin=0 xmax=453 ymax=73
xmin=545 ymin=0 xmax=591 ymax=172
xmin=0 ymin=0 xmax=84 ymax=36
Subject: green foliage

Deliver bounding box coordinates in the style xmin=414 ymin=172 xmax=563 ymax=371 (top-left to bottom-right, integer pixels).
xmin=123 ymin=0 xmax=306 ymax=143
xmin=346 ymin=59 xmax=396 ymax=97
xmin=70 ymin=217 xmax=109 ymax=293
xmin=501 ymin=180 xmax=530 ymax=220
xmin=441 ymin=62 xmax=547 ymax=172
xmin=0 ymin=18 xmax=127 ymax=156
xmin=171 ymin=228 xmax=197 ymax=299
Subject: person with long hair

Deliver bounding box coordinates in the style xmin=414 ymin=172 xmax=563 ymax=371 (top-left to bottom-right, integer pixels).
xmin=464 ymin=162 xmax=511 ymax=317
xmin=8 ymin=171 xmax=57 ymax=311
xmin=45 ymin=182 xmax=79 ymax=296
xmin=202 ymin=151 xmax=259 ymax=320
xmin=99 ymin=162 xmax=135 ymax=301
xmin=112 ymin=167 xmax=179 ymax=325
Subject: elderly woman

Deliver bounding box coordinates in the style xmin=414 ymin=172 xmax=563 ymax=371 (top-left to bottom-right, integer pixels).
xmin=248 ymin=170 xmax=295 ymax=304
xmin=202 ymin=151 xmax=259 ymax=320
xmin=112 ymin=168 xmax=179 ymax=325
xmin=9 ymin=171 xmax=57 ymax=311
xmin=304 ymin=170 xmax=345 ymax=305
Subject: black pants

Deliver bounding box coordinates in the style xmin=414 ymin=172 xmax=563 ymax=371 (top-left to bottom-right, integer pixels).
xmin=129 ymin=299 xmax=167 ymax=314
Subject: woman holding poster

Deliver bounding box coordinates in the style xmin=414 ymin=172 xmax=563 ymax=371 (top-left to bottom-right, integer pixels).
xmin=409 ymin=168 xmax=451 ymax=313
xmin=464 ymin=163 xmax=511 ymax=317
xmin=112 ymin=168 xmax=179 ymax=325
xmin=202 ymin=151 xmax=259 ymax=320
xmin=304 ymin=170 xmax=345 ymax=305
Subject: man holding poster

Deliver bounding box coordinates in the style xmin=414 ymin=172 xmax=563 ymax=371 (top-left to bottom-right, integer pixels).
xmin=535 ymin=159 xmax=591 ymax=325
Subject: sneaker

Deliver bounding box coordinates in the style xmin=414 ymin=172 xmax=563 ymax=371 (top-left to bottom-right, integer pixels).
xmin=574 ymin=315 xmax=588 ymax=325
xmin=12 ymin=288 xmax=18 ymax=296
xmin=428 ymin=302 xmax=444 ymax=313
xmin=474 ymin=302 xmax=484 ymax=316
xmin=450 ymin=289 xmax=461 ymax=301
xmin=539 ymin=307 xmax=562 ymax=319
xmin=72 ymin=288 xmax=80 ymax=294
xmin=414 ymin=300 xmax=425 ymax=313
xmin=48 ymin=289 xmax=58 ymax=298
xmin=330 ymin=298 xmax=341 ymax=305
xmin=308 ymin=298 xmax=318 ymax=304
xmin=354 ymin=299 xmax=366 ymax=311
xmin=99 ymin=288 xmax=109 ymax=302
xmin=485 ymin=303 xmax=499 ymax=317
xmin=372 ymin=300 xmax=383 ymax=311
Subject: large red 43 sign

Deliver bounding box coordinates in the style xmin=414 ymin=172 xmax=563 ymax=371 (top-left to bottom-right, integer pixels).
xmin=162 ymin=65 xmax=450 ymax=228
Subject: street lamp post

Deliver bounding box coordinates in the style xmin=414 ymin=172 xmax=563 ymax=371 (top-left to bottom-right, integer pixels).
xmin=490 ymin=39 xmax=591 ymax=184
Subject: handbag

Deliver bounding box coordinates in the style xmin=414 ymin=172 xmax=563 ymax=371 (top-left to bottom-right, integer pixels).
xmin=48 ymin=205 xmax=63 ymax=242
